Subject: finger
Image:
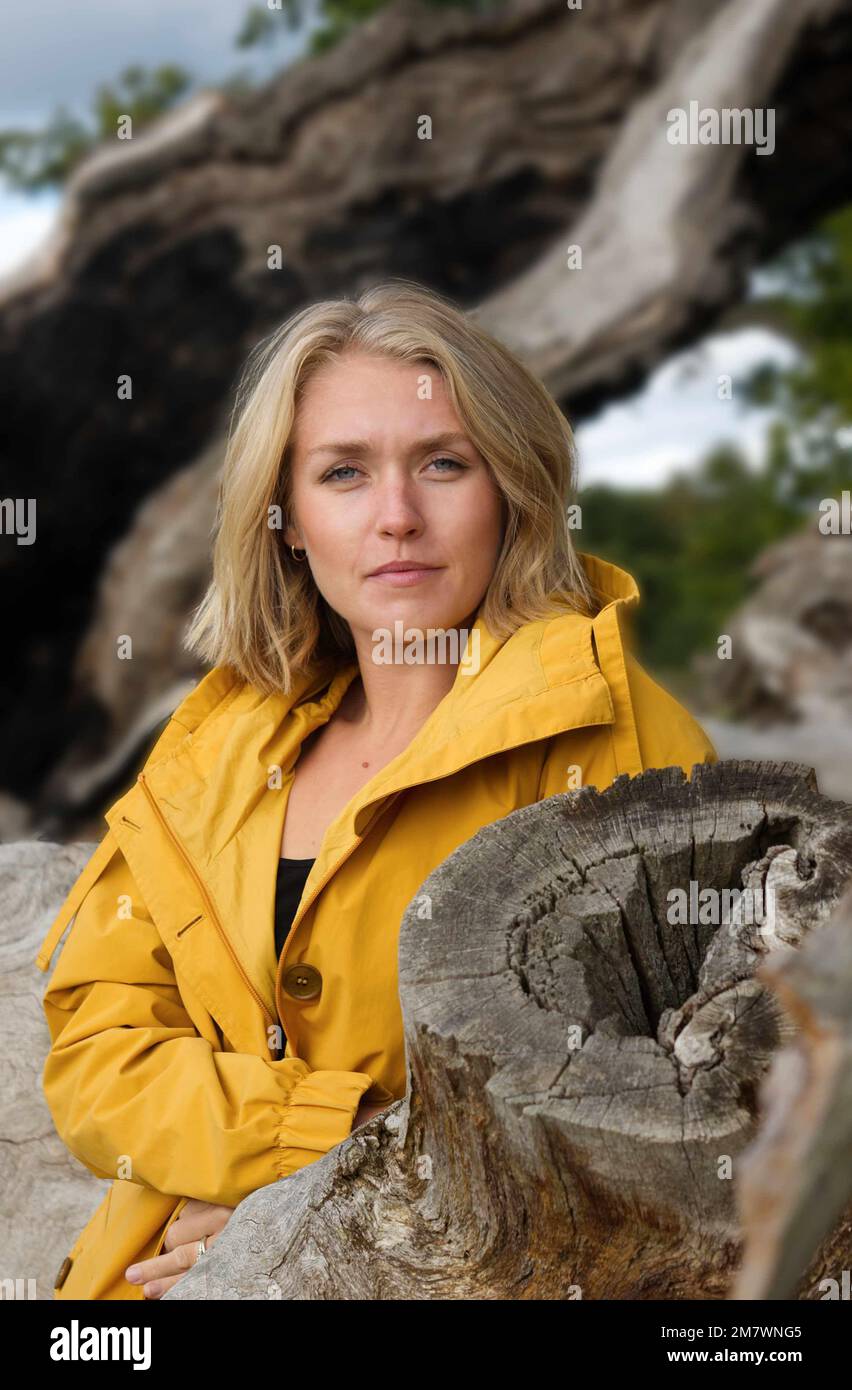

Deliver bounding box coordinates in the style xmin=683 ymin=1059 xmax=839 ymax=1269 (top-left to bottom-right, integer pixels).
xmin=164 ymin=1210 xmax=213 ymax=1251
xmin=164 ymin=1204 xmax=235 ymax=1252
xmin=173 ymin=1199 xmax=209 ymax=1226
xmin=141 ymin=1233 xmax=220 ymax=1299
xmin=181 ymin=1199 xmax=212 ymax=1217
xmin=128 ymin=1227 xmax=223 ymax=1290
xmin=126 ymin=1240 xmax=197 ymax=1287
xmin=142 ymin=1271 xmax=188 ymax=1299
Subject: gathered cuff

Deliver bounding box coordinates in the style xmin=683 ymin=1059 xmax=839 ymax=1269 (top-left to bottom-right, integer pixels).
xmin=276 ymin=1069 xmax=374 ymax=1176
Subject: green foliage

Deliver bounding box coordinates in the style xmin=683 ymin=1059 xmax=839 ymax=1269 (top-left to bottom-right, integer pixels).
xmin=739 ymin=206 xmax=852 ymax=426
xmin=579 ymin=205 xmax=852 ymax=680
xmin=0 ymin=110 xmax=93 ymax=191
xmin=0 ymin=0 xmax=497 ymax=188
xmin=235 ymin=2 xmax=303 ymax=48
xmin=581 ymin=422 xmax=850 ymax=675
xmin=302 ymin=0 xmax=392 ymax=55
xmin=236 ymin=0 xmax=501 ymax=59
xmin=92 ymin=64 xmax=191 ymax=133
xmin=0 ymin=65 xmax=192 ymax=190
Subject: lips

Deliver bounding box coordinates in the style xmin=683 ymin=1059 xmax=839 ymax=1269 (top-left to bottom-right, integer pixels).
xmin=366 ymin=563 xmax=444 ymax=587
xmin=368 ymin=562 xmax=440 ymax=576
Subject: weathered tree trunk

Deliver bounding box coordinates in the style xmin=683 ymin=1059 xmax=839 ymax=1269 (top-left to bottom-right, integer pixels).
xmin=4 ymin=0 xmax=852 ymax=821
xmin=732 ymin=878 xmax=852 ymax=1299
xmin=699 ymin=524 xmax=852 ymax=727
xmin=166 ymin=761 xmax=852 ymax=1299
xmin=698 ymin=522 xmax=852 ymax=802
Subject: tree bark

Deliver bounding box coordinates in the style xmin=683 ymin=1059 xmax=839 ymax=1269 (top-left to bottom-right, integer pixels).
xmin=164 ymin=760 xmax=852 ymax=1299
xmin=732 ymin=877 xmax=852 ymax=1299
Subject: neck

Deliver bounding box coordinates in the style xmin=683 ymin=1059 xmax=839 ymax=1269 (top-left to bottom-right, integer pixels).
xmin=343 ymin=609 xmax=479 ymax=742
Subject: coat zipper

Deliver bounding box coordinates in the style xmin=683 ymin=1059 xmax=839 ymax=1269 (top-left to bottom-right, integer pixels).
xmin=137 ymin=772 xmax=278 ymax=1040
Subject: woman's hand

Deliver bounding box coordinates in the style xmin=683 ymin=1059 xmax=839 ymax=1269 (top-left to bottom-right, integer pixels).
xmin=123 ymin=1101 xmax=392 ymax=1297
xmin=124 ymin=1199 xmax=235 ymax=1299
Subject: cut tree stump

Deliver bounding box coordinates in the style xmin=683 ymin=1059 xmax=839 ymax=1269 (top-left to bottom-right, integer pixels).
xmin=161 ymin=759 xmax=852 ymax=1300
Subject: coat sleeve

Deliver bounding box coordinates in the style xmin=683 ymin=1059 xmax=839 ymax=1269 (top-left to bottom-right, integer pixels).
xmin=537 ymin=652 xmax=718 ymax=800
xmin=39 ymin=838 xmax=373 ymax=1208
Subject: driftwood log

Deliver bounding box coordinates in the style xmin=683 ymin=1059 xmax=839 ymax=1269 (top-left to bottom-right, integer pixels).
xmin=699 ymin=524 xmax=852 ymax=727
xmin=160 ymin=760 xmax=852 ymax=1299
xmin=733 ymin=876 xmax=852 ymax=1299
xmin=4 ymin=0 xmax=852 ymax=826
xmin=698 ymin=522 xmax=852 ymax=802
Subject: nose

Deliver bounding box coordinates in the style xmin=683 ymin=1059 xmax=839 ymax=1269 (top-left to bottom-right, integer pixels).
xmin=372 ymin=474 xmax=426 ymax=540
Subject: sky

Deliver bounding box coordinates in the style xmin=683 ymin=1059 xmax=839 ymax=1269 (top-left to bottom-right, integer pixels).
xmin=0 ymin=0 xmax=797 ymax=491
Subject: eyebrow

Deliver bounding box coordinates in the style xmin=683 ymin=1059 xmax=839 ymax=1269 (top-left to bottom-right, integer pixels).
xmin=306 ymin=431 xmax=474 ymax=459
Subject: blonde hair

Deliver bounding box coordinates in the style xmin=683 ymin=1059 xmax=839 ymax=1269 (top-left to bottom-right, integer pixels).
xmin=184 ymin=278 xmax=599 ymax=694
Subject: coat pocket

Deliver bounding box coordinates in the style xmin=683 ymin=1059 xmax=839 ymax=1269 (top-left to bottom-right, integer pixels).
xmin=54 ymin=1187 xmax=190 ymax=1300
xmin=52 ymin=1185 xmax=112 ymax=1298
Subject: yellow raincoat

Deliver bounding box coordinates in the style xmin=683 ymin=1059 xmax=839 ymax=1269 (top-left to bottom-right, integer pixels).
xmin=36 ymin=551 xmax=717 ymax=1299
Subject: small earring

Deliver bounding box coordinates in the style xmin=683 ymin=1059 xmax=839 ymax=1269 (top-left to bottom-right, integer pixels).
xmin=290 ymin=544 xmax=307 ymax=561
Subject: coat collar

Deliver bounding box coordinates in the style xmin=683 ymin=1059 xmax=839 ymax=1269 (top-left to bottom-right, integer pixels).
xmin=128 ymin=549 xmax=643 ymax=846
xmin=132 ymin=549 xmax=639 ymax=842
xmin=92 ymin=551 xmax=643 ymax=1021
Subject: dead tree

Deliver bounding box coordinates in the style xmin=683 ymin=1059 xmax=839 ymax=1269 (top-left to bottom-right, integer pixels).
xmin=4 ymin=0 xmax=852 ymax=823
xmin=158 ymin=759 xmax=852 ymax=1300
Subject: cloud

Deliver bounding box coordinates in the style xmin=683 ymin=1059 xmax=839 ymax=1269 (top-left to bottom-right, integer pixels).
xmin=0 ymin=183 xmax=59 ymax=276
xmin=575 ymin=329 xmax=801 ymax=489
xmin=0 ymin=0 xmax=310 ymax=126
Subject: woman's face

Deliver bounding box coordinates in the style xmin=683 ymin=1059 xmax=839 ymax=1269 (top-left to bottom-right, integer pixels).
xmin=284 ymin=351 xmax=506 ymax=649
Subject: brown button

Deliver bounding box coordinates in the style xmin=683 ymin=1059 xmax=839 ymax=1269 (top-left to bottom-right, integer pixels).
xmin=282 ymin=963 xmax=322 ymax=1000
xmin=54 ymin=1256 xmax=73 ymax=1290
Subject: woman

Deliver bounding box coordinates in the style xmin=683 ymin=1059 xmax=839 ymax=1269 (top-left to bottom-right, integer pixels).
xmin=37 ymin=280 xmax=717 ymax=1301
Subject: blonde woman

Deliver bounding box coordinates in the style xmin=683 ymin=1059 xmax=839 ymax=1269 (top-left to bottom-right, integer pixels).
xmin=37 ymin=280 xmax=717 ymax=1300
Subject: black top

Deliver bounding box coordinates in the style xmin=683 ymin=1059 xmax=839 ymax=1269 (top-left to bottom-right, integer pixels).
xmin=274 ymin=855 xmax=316 ymax=961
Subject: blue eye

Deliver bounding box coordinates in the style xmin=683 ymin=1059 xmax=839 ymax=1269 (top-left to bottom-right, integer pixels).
xmin=429 ymin=456 xmax=466 ymax=472
xmin=320 ymin=456 xmax=467 ymax=482
xmin=321 ymin=464 xmax=360 ymax=482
